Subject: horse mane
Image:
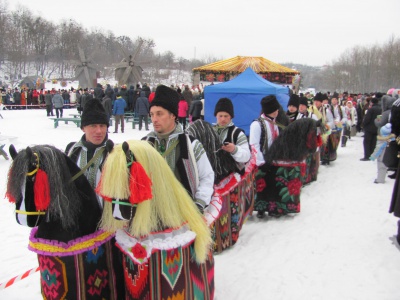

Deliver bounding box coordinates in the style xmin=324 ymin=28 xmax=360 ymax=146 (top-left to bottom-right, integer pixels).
xmin=276 ymin=106 xmax=290 ymax=129
xmin=7 ymin=145 xmax=82 ymax=229
xmin=266 ymin=118 xmax=318 ymax=163
xmin=185 ymin=119 xmax=237 ymax=184
xmin=98 ymin=140 xmax=212 ymax=263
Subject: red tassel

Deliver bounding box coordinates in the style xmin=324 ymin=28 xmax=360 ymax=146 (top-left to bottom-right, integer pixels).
xmin=5 ymin=191 xmax=16 ymax=203
xmin=128 ymin=162 xmax=152 ymax=205
xmin=34 ymin=169 xmax=51 ymax=211
xmin=316 ymin=135 xmax=323 ymax=147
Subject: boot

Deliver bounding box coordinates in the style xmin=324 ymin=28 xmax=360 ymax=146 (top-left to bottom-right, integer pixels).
xmin=397 ymin=220 xmax=400 ymax=245
xmin=256 ymin=211 xmax=265 ymax=219
xmin=341 ymin=135 xmax=348 ymax=147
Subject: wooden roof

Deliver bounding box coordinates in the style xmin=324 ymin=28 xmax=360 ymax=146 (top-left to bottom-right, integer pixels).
xmin=193 ymin=56 xmax=299 ymax=74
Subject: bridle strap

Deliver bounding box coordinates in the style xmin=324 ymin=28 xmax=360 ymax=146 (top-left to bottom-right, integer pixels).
xmin=16 ymin=210 xmax=46 ymax=215
xmin=26 ymin=153 xmax=39 ymax=176
xmin=70 ymin=147 xmax=105 ymax=182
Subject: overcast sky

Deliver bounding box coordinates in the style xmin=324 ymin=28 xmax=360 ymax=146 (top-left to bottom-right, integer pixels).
xmin=5 ymin=0 xmax=400 ymax=66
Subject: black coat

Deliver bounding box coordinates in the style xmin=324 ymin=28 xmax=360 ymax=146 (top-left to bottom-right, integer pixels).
xmin=362 ymin=103 xmax=382 ymax=134
xmin=189 ymin=99 xmax=203 ymax=118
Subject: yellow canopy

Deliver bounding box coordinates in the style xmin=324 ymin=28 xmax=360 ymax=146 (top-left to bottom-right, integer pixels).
xmin=193 ymin=56 xmax=299 ymax=74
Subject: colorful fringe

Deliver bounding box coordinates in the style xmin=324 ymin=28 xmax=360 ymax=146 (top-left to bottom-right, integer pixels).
xmin=209 ymin=151 xmax=257 ymax=253
xmin=116 ymin=230 xmax=214 ymax=300
xmin=35 ymin=236 xmax=125 ymax=300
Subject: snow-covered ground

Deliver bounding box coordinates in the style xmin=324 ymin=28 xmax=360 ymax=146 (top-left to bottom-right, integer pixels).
xmin=0 ymin=108 xmax=399 ymax=300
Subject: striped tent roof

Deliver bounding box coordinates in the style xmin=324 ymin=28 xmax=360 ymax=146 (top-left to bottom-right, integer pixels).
xmin=193 ymin=56 xmax=299 ymax=74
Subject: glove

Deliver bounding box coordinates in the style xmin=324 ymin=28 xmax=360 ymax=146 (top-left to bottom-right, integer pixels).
xmin=195 ymin=200 xmax=205 ymax=214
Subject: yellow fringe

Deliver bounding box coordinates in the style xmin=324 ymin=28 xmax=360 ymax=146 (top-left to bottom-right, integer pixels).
xmin=99 ymin=140 xmax=212 ymax=263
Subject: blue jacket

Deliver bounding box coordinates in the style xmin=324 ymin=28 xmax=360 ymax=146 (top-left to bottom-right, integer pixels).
xmin=113 ymin=97 xmax=127 ymax=115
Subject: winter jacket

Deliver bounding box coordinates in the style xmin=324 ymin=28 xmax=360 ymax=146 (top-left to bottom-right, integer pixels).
xmin=182 ymin=87 xmax=193 ymax=108
xmin=80 ymin=93 xmax=92 ymax=110
xmin=127 ymin=85 xmax=135 ymax=106
xmin=113 ymin=97 xmax=127 ymax=115
xmin=135 ymin=92 xmax=149 ymax=116
xmin=178 ymin=100 xmax=188 ymax=118
xmin=94 ymin=83 xmax=104 ymax=100
xmin=11 ymin=91 xmax=20 ymax=104
xmin=44 ymin=93 xmax=52 ymax=105
xmin=143 ymin=124 xmax=214 ymax=208
xmin=375 ymin=95 xmax=395 ymax=131
xmin=363 ymin=102 xmax=382 ymax=134
xmin=189 ymin=99 xmax=203 ymax=118
xmin=141 ymin=84 xmax=151 ymax=98
xmin=52 ymin=94 xmax=64 ymax=108
xmin=102 ymin=96 xmax=112 ymax=117
xmin=119 ymin=88 xmax=129 ymax=102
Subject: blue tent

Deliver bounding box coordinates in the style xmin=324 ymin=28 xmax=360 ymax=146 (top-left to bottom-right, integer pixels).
xmin=204 ymin=67 xmax=290 ymax=135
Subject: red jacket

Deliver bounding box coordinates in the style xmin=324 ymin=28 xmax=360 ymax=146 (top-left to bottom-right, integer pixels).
xmin=178 ymin=100 xmax=188 ymax=117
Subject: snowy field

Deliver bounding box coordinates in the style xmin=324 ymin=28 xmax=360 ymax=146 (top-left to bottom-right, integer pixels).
xmin=0 ymin=108 xmax=399 ymax=300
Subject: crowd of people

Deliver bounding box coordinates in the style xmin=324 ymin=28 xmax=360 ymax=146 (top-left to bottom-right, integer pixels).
xmin=3 ymin=80 xmax=400 ymax=298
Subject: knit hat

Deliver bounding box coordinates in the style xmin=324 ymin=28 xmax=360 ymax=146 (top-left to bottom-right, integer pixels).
xmin=214 ymin=97 xmax=234 ymax=118
xmin=299 ymin=96 xmax=308 ymax=106
xmin=149 ymin=85 xmax=179 ymax=117
xmin=287 ymin=94 xmax=300 ymax=108
xmin=81 ymin=98 xmax=109 ymax=128
xmin=380 ymin=123 xmax=392 ymax=136
xmin=314 ymin=92 xmax=324 ymax=102
xmin=261 ymin=95 xmax=280 ymax=115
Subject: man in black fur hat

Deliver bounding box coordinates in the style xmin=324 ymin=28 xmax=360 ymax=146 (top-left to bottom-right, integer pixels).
xmin=64 ymin=98 xmax=126 ymax=297
xmin=286 ymin=94 xmax=300 ymax=123
xmin=249 ymin=95 xmax=281 ymax=218
xmin=213 ymin=97 xmax=251 ymax=173
xmin=65 ymin=98 xmax=111 ymax=199
xmin=143 ymin=85 xmax=214 ymax=213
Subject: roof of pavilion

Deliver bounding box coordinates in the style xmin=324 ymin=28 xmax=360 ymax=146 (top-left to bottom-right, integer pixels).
xmin=192 ymin=56 xmax=299 ymax=74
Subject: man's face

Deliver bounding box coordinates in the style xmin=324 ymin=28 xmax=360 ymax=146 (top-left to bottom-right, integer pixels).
xmin=288 ymin=105 xmax=297 ymax=113
xmin=216 ymin=111 xmax=232 ymax=126
xmin=267 ymin=109 xmax=279 ymax=119
xmin=314 ymin=101 xmax=322 ymax=108
xmin=299 ymin=104 xmax=308 ymax=113
xmin=150 ymin=106 xmax=176 ymax=134
xmin=331 ymin=98 xmax=338 ymax=106
xmin=82 ymin=124 xmax=108 ymax=145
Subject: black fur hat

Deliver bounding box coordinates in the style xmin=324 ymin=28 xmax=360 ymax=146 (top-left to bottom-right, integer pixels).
xmin=287 ymin=94 xmax=300 ymax=108
xmin=261 ymin=95 xmax=280 ymax=115
xmin=149 ymin=85 xmax=179 ymax=118
xmin=214 ymin=97 xmax=234 ymax=118
xmin=81 ymin=98 xmax=109 ymax=128
xmin=299 ymin=96 xmax=308 ymax=106
xmin=314 ymin=92 xmax=324 ymax=102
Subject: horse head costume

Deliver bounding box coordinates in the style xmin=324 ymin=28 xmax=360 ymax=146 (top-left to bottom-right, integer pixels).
xmin=6 ymin=144 xmax=124 ymax=300
xmin=254 ymin=118 xmax=322 ymax=217
xmin=186 ymin=119 xmax=257 ymax=253
xmin=96 ymin=140 xmax=215 ymax=300
xmin=185 ymin=119 xmax=237 ymax=184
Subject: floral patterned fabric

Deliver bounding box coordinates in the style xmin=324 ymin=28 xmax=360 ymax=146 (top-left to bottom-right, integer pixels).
xmin=302 ymin=152 xmax=319 ymax=184
xmin=254 ymin=161 xmax=305 ymax=216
